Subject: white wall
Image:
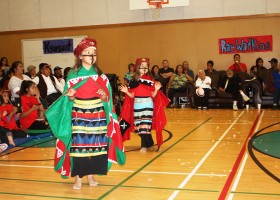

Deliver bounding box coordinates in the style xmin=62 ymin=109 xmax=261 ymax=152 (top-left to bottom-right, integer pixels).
xmin=0 ymin=0 xmax=279 ymax=32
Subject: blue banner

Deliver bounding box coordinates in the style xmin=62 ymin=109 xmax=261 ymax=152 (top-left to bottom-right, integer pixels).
xmin=43 ymin=39 xmax=73 ymax=54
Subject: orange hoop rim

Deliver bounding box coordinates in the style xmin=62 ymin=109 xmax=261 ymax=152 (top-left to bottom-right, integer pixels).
xmin=148 ymin=0 xmax=169 ymax=4
xmin=147 ymin=0 xmax=169 ymax=9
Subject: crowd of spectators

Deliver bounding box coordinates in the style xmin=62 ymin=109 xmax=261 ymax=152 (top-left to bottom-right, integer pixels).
xmin=0 ymin=57 xmax=71 ymax=153
xmin=125 ymin=54 xmax=279 ymax=110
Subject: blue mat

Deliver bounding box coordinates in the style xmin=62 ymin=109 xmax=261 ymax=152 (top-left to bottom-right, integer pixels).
xmin=5 ymin=132 xmax=53 ymax=151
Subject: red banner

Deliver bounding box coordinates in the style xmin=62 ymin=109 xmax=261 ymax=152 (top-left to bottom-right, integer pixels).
xmin=219 ymin=35 xmax=273 ymax=54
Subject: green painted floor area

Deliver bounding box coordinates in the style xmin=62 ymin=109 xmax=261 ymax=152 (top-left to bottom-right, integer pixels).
xmin=253 ymin=131 xmax=280 ymax=159
xmin=19 ymin=136 xmax=56 ymax=148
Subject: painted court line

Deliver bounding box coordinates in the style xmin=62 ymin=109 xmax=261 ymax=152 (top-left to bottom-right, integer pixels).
xmin=98 ymin=118 xmax=212 ymax=199
xmin=228 ymin=111 xmax=264 ymax=200
xmin=0 ymin=163 xmax=225 ymax=177
xmin=168 ymin=111 xmax=245 ymax=200
xmin=218 ymin=110 xmax=263 ymax=200
xmin=143 ymin=171 xmax=226 ymax=177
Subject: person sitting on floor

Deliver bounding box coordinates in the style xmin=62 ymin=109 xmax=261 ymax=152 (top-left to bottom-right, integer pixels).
xmin=0 ymin=142 xmax=8 ymax=153
xmin=0 ymin=90 xmax=27 ymax=144
xmin=218 ymin=69 xmax=250 ymax=110
xmin=33 ymin=63 xmax=63 ymax=107
xmin=195 ymin=70 xmax=211 ymax=110
xmin=167 ymin=64 xmax=189 ymax=107
xmin=19 ymin=80 xmax=48 ymax=130
xmin=0 ymin=106 xmax=15 ymax=147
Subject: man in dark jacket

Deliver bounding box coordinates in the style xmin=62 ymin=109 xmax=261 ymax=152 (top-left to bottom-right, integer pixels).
xmin=218 ymin=69 xmax=250 ymax=110
xmin=33 ymin=63 xmax=63 ymax=107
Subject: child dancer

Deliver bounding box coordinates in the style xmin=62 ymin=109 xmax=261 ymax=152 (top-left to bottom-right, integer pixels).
xmin=46 ymin=38 xmax=125 ymax=190
xmin=119 ymin=58 xmax=169 ymax=152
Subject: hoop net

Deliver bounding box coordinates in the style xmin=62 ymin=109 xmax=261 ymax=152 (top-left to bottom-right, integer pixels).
xmin=147 ymin=0 xmax=163 ymax=20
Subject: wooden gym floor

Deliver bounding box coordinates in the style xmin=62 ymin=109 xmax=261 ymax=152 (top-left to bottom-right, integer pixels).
xmin=0 ymin=107 xmax=280 ymax=200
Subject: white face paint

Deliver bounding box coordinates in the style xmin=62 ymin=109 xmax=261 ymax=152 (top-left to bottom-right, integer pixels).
xmin=139 ymin=62 xmax=148 ymax=75
xmin=79 ymin=47 xmax=97 ymax=66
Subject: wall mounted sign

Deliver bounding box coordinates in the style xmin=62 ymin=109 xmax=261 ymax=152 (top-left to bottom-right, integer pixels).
xmin=219 ymin=35 xmax=272 ymax=54
xmin=43 ymin=39 xmax=73 ymax=54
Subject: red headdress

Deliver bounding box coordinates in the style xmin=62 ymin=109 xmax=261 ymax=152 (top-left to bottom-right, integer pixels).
xmin=134 ymin=57 xmax=150 ymax=70
xmin=74 ymin=38 xmax=97 ymax=57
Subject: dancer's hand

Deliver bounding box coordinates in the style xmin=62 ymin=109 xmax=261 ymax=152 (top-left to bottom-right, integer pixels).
xmin=97 ymin=89 xmax=108 ymax=101
xmin=66 ymin=88 xmax=76 ymax=96
xmin=97 ymin=88 xmax=106 ymax=96
xmin=154 ymin=81 xmax=162 ymax=91
xmin=119 ymin=85 xmax=128 ymax=93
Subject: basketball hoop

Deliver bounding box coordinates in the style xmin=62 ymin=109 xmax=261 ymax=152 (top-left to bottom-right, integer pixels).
xmin=147 ymin=0 xmax=164 ymax=20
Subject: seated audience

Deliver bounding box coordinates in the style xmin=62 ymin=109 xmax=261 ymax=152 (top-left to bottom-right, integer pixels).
xmin=228 ymin=54 xmax=247 ymax=73
xmin=151 ymin=64 xmax=166 ymax=87
xmin=124 ymin=63 xmax=135 ymax=85
xmin=54 ymin=66 xmax=65 ymax=88
xmin=182 ymin=61 xmax=194 ymax=81
xmin=218 ymin=69 xmax=250 ymax=110
xmin=33 ymin=63 xmax=63 ymax=107
xmin=63 ymin=67 xmax=72 ymax=82
xmin=269 ymin=58 xmax=278 ymax=70
xmin=262 ymin=58 xmax=278 ymax=93
xmin=8 ymin=61 xmax=32 ymax=108
xmin=19 ymin=80 xmax=48 ymax=130
xmin=0 ymin=142 xmax=8 ymax=153
xmin=255 ymin=57 xmax=266 ymax=71
xmin=204 ymin=60 xmax=217 ymax=75
xmin=0 ymin=57 xmax=10 ymax=74
xmin=0 ymin=122 xmax=14 ymax=147
xmin=250 ymin=65 xmax=258 ymax=79
xmin=195 ymin=70 xmax=211 ymax=110
xmin=25 ymin=65 xmax=37 ymax=79
xmin=272 ymin=63 xmax=280 ymax=109
xmin=53 ymin=66 xmax=63 ymax=80
xmin=167 ymin=64 xmax=189 ymax=107
xmin=0 ymin=69 xmax=4 ymax=82
xmin=159 ymin=59 xmax=174 ymax=96
xmin=250 ymin=58 xmax=266 ymax=80
xmin=0 ymin=107 xmax=15 ymax=147
xmin=0 ymin=70 xmax=12 ymax=90
xmin=0 ymin=90 xmax=27 ymax=145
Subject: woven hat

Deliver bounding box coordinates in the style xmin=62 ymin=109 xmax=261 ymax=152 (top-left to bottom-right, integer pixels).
xmin=74 ymin=38 xmax=97 ymax=57
xmin=196 ymin=87 xmax=205 ymax=97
